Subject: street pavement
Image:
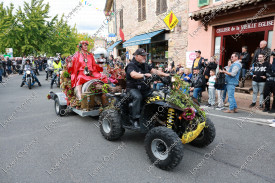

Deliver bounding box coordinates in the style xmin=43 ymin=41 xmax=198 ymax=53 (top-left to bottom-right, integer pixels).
xmin=0 ymin=72 xmax=275 ymax=183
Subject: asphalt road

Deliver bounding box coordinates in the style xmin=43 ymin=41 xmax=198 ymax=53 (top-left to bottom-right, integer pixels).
xmin=1 ymin=72 xmax=275 ymax=183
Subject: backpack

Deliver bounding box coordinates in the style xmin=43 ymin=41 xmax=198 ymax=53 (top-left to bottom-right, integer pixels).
xmin=215 ymin=72 xmax=225 ymax=89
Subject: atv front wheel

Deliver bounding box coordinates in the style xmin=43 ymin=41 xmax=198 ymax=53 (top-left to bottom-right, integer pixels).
xmin=189 ymin=118 xmax=216 ymax=148
xmin=99 ymin=109 xmax=125 ymax=141
xmin=145 ymin=127 xmax=183 ymax=170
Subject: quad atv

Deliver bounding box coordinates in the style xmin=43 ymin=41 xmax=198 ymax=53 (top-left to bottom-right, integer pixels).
xmin=99 ymin=75 xmax=215 ymax=170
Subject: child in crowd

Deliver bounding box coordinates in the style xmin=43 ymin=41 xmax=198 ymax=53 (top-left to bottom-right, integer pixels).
xmin=207 ymin=69 xmax=216 ymax=107
xmin=215 ymin=66 xmax=226 ymax=110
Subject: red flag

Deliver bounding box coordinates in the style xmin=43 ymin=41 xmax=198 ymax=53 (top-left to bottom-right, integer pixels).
xmin=119 ymin=28 xmax=125 ymax=41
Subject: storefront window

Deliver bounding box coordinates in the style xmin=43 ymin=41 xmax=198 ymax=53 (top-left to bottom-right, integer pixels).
xmin=150 ymin=41 xmax=168 ymax=63
xmin=268 ymin=31 xmax=273 ymax=49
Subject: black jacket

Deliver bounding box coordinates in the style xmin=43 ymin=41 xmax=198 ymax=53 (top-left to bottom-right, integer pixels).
xmin=215 ymin=72 xmax=225 ymax=90
xmin=252 ymin=61 xmax=269 ymax=82
xmin=203 ymin=62 xmax=217 ymax=78
xmin=125 ymin=58 xmax=152 ymax=91
xmin=252 ymin=47 xmax=271 ymax=65
xmin=191 ymin=73 xmax=205 ymax=88
xmin=240 ymin=52 xmax=250 ymax=69
xmin=7 ymin=59 xmax=12 ymax=66
xmin=266 ymin=60 xmax=275 ymax=82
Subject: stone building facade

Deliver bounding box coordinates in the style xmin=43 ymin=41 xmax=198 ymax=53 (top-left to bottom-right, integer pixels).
xmin=105 ymin=0 xmax=189 ymax=66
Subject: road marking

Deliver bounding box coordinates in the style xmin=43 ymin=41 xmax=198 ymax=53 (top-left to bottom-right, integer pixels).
xmin=206 ymin=113 xmax=272 ymax=126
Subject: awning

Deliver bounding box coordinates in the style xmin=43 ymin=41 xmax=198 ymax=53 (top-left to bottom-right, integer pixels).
xmin=123 ymin=29 xmax=165 ymax=48
xmin=107 ymin=40 xmax=122 ymax=52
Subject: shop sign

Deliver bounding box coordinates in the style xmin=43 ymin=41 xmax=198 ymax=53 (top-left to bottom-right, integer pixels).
xmin=216 ymin=20 xmax=274 ymax=35
xmin=164 ymin=11 xmax=179 ymax=30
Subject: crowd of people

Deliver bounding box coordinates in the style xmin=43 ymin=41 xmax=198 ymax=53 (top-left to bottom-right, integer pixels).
xmin=1 ymin=39 xmax=274 ymax=114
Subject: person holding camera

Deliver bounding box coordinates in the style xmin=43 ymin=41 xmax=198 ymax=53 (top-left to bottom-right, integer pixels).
xmin=263 ymin=50 xmax=275 ymax=113
xmin=250 ymin=54 xmax=269 ymax=108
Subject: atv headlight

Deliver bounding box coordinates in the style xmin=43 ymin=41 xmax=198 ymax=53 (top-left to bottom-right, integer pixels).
xmin=26 ymin=70 xmax=31 ymax=74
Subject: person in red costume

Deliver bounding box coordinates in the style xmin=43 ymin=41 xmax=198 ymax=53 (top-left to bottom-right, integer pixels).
xmin=68 ymin=41 xmax=108 ymax=99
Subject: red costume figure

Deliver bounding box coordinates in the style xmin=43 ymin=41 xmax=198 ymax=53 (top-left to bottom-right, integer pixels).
xmin=68 ymin=41 xmax=108 ymax=99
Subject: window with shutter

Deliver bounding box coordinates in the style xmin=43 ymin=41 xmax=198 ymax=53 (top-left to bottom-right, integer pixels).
xmin=156 ymin=0 xmax=167 ymax=15
xmin=198 ymin=0 xmax=209 ymax=7
xmin=142 ymin=0 xmax=146 ymax=20
xmin=138 ymin=0 xmax=141 ymax=21
xmin=161 ymin=0 xmax=167 ymax=13
xmin=120 ymin=9 xmax=123 ymax=29
xmin=156 ymin=0 xmax=160 ymax=15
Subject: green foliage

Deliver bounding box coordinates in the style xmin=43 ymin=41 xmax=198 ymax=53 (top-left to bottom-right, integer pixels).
xmin=62 ymin=71 xmax=70 ymax=78
xmin=167 ymin=75 xmax=206 ymax=119
xmin=0 ymin=0 xmax=95 ymax=56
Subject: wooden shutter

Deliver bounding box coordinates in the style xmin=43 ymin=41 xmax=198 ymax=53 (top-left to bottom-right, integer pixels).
xmin=161 ymin=0 xmax=167 ymax=13
xmin=138 ymin=0 xmax=141 ymax=21
xmin=198 ymin=0 xmax=209 ymax=7
xmin=120 ymin=9 xmax=123 ymax=29
xmin=156 ymin=0 xmax=160 ymax=15
xmin=142 ymin=0 xmax=146 ymax=20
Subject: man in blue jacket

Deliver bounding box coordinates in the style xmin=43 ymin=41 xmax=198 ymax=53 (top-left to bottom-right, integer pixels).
xmin=221 ymin=52 xmax=242 ymax=113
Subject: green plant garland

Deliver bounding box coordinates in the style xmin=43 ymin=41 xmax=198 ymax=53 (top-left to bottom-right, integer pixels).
xmin=166 ymin=75 xmax=206 ymax=119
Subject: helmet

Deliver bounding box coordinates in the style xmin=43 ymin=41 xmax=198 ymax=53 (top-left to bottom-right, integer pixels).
xmin=54 ymin=57 xmax=59 ymax=62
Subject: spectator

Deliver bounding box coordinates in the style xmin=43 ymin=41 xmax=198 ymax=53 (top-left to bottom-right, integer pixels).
xmin=148 ymin=59 xmax=155 ymax=68
xmin=207 ymin=70 xmax=216 ymax=107
xmin=203 ymin=56 xmax=218 ymax=87
xmin=240 ymin=46 xmax=250 ymax=87
xmin=190 ymin=67 xmax=206 ymax=99
xmin=263 ymin=50 xmax=275 ymax=113
xmin=176 ymin=64 xmax=183 ymax=73
xmin=192 ymin=50 xmax=204 ymax=73
xmin=108 ymin=55 xmax=115 ymax=67
xmin=222 ymin=52 xmax=242 ymax=113
xmin=0 ymin=57 xmax=3 ymax=83
xmin=2 ymin=57 xmax=7 ymax=77
xmin=6 ymin=57 xmax=12 ymax=75
xmin=250 ymin=54 xmax=269 ymax=108
xmin=153 ymin=68 xmax=164 ymax=90
xmin=223 ymin=60 xmax=232 ymax=107
xmin=215 ymin=66 xmax=226 ymax=110
xmin=181 ymin=68 xmax=192 ymax=84
xmin=252 ymin=40 xmax=271 ymax=64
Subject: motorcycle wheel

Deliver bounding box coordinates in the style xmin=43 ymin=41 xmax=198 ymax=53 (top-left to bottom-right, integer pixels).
xmin=28 ymin=78 xmax=32 ymax=89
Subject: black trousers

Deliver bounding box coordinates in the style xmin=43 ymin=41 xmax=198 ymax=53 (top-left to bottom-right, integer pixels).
xmin=128 ymin=89 xmax=151 ymax=120
xmin=264 ymin=81 xmax=275 ymax=110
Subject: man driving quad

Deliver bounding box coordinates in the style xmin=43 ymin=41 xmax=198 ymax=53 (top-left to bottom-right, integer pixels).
xmin=125 ymin=48 xmax=170 ymax=129
xmin=20 ymin=59 xmax=41 ymax=87
xmin=50 ymin=57 xmax=62 ymax=89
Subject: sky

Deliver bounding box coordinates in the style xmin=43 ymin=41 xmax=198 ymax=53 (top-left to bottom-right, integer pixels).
xmin=2 ymin=0 xmax=108 ymax=37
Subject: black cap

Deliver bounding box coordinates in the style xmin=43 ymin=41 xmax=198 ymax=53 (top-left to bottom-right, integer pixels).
xmin=193 ymin=67 xmax=199 ymax=70
xmin=195 ymin=50 xmax=201 ymax=54
xmin=133 ymin=48 xmax=148 ymax=56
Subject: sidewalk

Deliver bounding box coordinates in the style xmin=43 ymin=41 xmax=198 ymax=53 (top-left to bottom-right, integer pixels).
xmin=201 ymin=91 xmax=275 ymax=116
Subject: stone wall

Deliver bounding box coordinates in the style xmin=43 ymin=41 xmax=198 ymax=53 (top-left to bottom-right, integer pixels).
xmin=111 ymin=0 xmax=189 ymax=66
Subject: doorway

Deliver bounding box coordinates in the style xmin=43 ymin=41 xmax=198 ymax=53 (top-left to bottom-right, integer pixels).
xmin=222 ymin=31 xmax=265 ymax=67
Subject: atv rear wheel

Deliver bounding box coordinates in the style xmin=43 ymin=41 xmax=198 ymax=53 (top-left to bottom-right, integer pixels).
xmin=99 ymin=109 xmax=125 ymax=141
xmin=189 ymin=118 xmax=216 ymax=148
xmin=145 ymin=126 xmax=183 ymax=170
